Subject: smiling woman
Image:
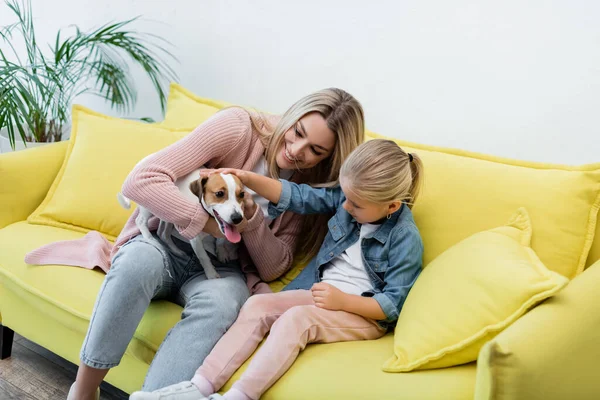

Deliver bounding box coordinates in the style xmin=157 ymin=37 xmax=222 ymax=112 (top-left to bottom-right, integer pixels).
xmin=276 ymin=112 xmax=337 ymax=170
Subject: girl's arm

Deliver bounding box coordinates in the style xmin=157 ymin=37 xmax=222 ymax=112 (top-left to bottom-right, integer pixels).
xmin=208 ymin=168 xmax=343 ymax=216
xmin=236 ymin=170 xmax=283 ymax=203
xmin=123 ymin=108 xmax=253 ymax=240
xmin=372 ymin=226 xmax=423 ymax=323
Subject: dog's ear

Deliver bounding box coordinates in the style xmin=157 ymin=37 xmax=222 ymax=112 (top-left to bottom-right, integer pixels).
xmin=189 ymin=179 xmax=203 ymax=198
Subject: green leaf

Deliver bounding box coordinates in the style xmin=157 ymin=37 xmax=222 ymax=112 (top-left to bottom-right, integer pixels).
xmin=1 ymin=0 xmax=178 ymax=145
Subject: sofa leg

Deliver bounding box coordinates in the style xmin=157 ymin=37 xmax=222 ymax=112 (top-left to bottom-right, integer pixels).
xmin=0 ymin=324 xmax=15 ymax=359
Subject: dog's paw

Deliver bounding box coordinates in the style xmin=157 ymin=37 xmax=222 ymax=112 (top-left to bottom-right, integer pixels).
xmin=216 ymin=248 xmax=231 ymax=263
xmin=205 ymin=269 xmax=221 ymax=279
xmin=216 ymin=239 xmax=238 ymax=263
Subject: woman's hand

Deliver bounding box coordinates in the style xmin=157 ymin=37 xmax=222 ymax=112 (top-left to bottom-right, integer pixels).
xmin=231 ymin=193 xmax=255 ymax=234
xmin=311 ymin=282 xmax=348 ymax=311
xmin=242 ymin=191 xmax=257 ymax=219
xmin=202 ymin=216 xmax=225 ymax=238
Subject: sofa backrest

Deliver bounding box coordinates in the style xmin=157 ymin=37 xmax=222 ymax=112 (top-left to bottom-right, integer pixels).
xmin=588 ymin=224 xmax=600 ymax=267
xmin=365 ymin=131 xmax=600 ymax=279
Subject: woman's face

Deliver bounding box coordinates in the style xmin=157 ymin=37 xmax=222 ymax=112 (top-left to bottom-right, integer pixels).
xmin=276 ymin=112 xmax=336 ymax=170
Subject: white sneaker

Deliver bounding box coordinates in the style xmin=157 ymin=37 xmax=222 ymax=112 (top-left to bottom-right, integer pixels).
xmin=129 ymin=381 xmax=208 ymax=400
xmin=67 ymin=383 xmax=100 ymax=400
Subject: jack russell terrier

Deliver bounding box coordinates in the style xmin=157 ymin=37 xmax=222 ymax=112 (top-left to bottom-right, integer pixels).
xmin=117 ymin=160 xmax=246 ymax=279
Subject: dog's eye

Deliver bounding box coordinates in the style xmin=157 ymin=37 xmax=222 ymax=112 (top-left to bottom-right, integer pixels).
xmin=238 ymin=191 xmax=245 ymax=199
xmin=215 ymin=191 xmax=225 ymax=198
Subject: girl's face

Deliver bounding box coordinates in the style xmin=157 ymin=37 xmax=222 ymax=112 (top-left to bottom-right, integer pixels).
xmin=340 ymin=179 xmax=401 ymax=224
xmin=276 ymin=112 xmax=336 ymax=170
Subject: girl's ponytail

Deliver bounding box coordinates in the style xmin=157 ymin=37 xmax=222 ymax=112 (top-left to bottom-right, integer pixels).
xmin=407 ymin=153 xmax=424 ymax=209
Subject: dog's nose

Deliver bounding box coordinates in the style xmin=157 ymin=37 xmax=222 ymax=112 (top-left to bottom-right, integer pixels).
xmin=231 ymin=213 xmax=244 ymax=225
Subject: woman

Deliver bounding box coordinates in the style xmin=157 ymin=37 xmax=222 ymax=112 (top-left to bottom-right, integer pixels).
xmin=60 ymin=88 xmax=365 ymax=399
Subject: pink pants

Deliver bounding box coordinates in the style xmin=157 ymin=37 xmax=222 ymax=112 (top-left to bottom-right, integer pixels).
xmin=194 ymin=289 xmax=386 ymax=400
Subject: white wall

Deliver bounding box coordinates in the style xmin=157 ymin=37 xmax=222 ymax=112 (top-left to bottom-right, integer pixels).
xmin=3 ymin=0 xmax=599 ymax=163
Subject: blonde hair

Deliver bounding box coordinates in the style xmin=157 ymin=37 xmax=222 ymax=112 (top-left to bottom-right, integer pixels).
xmin=340 ymin=139 xmax=424 ymax=209
xmin=245 ymin=88 xmax=365 ymax=262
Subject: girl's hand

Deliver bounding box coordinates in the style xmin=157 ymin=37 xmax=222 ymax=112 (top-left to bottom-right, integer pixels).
xmin=199 ymin=168 xmax=250 ymax=185
xmin=311 ymin=282 xmax=347 ymax=311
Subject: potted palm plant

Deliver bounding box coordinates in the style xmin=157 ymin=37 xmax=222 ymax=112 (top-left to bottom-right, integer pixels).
xmin=0 ymin=0 xmax=177 ymax=151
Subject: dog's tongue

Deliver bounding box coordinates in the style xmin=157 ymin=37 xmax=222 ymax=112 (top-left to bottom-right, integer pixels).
xmin=223 ymin=223 xmax=241 ymax=243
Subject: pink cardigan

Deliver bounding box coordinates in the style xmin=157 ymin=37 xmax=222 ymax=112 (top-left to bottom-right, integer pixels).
xmin=25 ymin=108 xmax=303 ymax=294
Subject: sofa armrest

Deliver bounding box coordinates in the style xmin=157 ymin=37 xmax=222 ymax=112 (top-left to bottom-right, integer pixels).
xmin=0 ymin=141 xmax=68 ymax=229
xmin=474 ymin=260 xmax=600 ymax=400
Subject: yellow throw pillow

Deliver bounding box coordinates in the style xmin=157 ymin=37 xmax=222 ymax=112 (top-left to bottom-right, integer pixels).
xmin=27 ymin=105 xmax=189 ymax=240
xmin=474 ymin=259 xmax=600 ymax=400
xmin=365 ymin=131 xmax=600 ymax=279
xmin=158 ymin=83 xmax=230 ymax=130
xmin=587 ymin=223 xmax=600 ymax=268
xmin=382 ymin=208 xmax=568 ymax=372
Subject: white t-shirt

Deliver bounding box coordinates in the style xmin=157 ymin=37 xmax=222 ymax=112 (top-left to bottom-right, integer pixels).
xmin=321 ymin=223 xmax=379 ymax=296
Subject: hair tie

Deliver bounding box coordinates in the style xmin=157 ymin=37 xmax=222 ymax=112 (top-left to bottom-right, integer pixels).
xmin=408 ymin=153 xmax=414 ymax=162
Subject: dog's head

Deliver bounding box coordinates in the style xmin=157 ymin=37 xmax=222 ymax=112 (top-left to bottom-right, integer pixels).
xmin=189 ymin=173 xmax=246 ymax=243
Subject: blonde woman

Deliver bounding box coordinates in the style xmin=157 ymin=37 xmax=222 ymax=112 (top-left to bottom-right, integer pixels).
xmin=131 ymin=139 xmax=424 ymax=400
xmin=26 ymin=88 xmax=364 ymax=399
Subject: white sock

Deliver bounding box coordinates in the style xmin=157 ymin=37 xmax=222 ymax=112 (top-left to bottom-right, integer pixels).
xmin=223 ymin=388 xmax=252 ymax=400
xmin=191 ymin=374 xmax=214 ymax=397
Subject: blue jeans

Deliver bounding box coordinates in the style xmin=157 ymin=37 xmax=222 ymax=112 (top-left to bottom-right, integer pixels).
xmin=79 ymin=233 xmax=250 ymax=391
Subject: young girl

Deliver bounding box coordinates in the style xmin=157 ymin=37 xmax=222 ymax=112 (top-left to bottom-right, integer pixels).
xmin=130 ymin=139 xmax=424 ymax=400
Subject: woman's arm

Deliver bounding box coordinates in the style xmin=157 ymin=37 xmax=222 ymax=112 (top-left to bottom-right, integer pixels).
xmin=122 ymin=108 xmax=253 ymax=240
xmin=241 ymin=206 xmax=303 ymax=282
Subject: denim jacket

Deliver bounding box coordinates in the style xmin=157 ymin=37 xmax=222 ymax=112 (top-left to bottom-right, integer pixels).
xmin=269 ymin=180 xmax=423 ymax=329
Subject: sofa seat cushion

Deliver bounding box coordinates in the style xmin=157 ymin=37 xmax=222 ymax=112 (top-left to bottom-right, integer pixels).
xmin=0 ymin=221 xmax=181 ymax=364
xmin=1 ymin=222 xmax=476 ymax=398
xmin=222 ymin=334 xmax=476 ymax=400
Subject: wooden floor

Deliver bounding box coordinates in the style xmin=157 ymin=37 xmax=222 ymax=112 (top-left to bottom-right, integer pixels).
xmin=0 ymin=333 xmax=128 ymax=400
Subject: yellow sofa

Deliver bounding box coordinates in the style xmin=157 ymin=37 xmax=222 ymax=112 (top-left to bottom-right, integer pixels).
xmin=1 ymin=88 xmax=600 ymax=399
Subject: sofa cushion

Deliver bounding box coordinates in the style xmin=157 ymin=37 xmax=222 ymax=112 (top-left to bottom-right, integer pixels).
xmin=0 ymin=222 xmax=476 ymax=399
xmin=383 ymin=208 xmax=568 ymax=372
xmin=0 ymin=222 xmax=181 ymax=362
xmin=365 ymin=132 xmax=600 ymax=279
xmin=588 ymin=223 xmax=600 ymax=267
xmin=475 ymin=259 xmax=600 ymax=400
xmin=27 ymin=106 xmax=189 ymax=240
xmin=222 ymin=335 xmax=476 ymax=400
xmin=158 ymin=83 xmax=231 ymax=130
